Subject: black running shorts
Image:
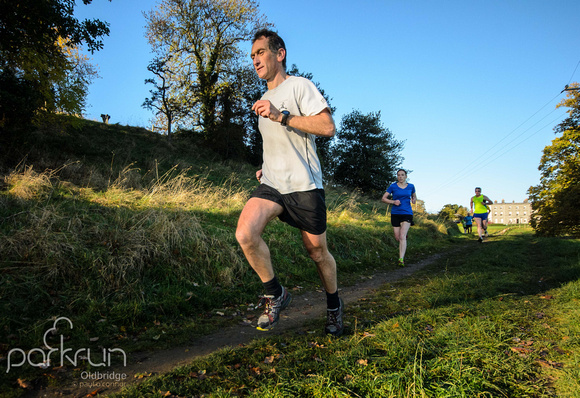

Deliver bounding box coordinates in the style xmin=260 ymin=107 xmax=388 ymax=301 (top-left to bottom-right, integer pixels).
xmin=250 ymin=184 xmax=327 ymax=235
xmin=390 ymin=213 xmax=414 ymax=227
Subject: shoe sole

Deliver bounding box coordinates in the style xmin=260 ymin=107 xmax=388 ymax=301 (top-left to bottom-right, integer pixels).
xmin=256 ymin=294 xmax=292 ymax=331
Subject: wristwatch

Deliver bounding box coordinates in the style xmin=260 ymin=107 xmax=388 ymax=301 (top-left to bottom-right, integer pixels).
xmin=280 ymin=110 xmax=290 ymax=126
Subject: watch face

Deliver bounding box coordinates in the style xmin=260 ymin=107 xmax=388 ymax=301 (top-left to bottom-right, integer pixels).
xmin=281 ymin=110 xmax=290 ymax=126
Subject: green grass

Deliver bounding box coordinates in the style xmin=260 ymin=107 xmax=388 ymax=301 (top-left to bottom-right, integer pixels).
xmin=113 ymin=229 xmax=580 ymax=398
xmin=0 ymin=116 xmax=462 ymax=396
xmin=1 ymin=116 xmax=578 ymax=397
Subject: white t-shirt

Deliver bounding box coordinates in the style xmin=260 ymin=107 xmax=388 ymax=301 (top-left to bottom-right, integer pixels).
xmin=259 ymin=76 xmax=330 ymax=194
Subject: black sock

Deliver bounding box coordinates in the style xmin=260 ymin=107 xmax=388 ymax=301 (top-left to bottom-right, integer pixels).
xmin=326 ymin=290 xmax=340 ymax=310
xmin=263 ymin=276 xmax=282 ymax=297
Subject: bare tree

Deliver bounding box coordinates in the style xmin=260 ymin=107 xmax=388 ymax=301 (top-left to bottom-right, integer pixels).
xmin=144 ymin=0 xmax=268 ymax=138
xmin=143 ymin=56 xmax=184 ymax=140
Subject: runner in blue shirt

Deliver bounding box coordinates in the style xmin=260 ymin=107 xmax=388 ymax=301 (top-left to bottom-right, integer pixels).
xmin=381 ymin=169 xmax=417 ymax=267
xmin=463 ymin=211 xmax=474 ymax=234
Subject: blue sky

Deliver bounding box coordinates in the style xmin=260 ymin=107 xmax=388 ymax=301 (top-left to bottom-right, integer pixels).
xmin=74 ymin=0 xmax=580 ymax=213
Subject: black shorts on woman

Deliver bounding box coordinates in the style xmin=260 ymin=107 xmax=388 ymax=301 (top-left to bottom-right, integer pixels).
xmin=250 ymin=183 xmax=327 ymax=235
xmin=390 ymin=213 xmax=414 ymax=227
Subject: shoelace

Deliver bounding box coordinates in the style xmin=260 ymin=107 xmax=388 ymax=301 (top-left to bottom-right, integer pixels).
xmin=327 ymin=307 xmax=341 ymax=324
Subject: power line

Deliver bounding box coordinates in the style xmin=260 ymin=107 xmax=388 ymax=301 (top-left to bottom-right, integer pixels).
xmin=436 ymin=91 xmax=563 ymax=191
xmin=566 ymin=59 xmax=580 ymax=85
xmin=485 ymin=112 xmax=566 ymax=165
xmin=458 ymin=108 xmax=562 ymax=173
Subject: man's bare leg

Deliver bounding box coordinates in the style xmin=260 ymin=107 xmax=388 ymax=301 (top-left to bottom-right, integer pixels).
xmin=236 ymin=197 xmax=283 ymax=282
xmin=301 ymin=231 xmax=337 ymax=293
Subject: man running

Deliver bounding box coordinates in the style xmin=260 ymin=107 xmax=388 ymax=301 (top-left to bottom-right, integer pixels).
xmin=235 ymin=29 xmax=343 ymax=336
xmin=470 ymin=187 xmax=493 ymax=242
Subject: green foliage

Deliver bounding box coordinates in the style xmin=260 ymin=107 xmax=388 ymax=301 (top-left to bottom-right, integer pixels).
xmin=144 ymin=0 xmax=267 ymax=137
xmin=331 ymin=110 xmax=405 ymax=196
xmin=0 ymin=0 xmax=109 ymax=126
xmin=528 ymin=83 xmax=580 ymax=236
xmin=438 ymin=203 xmax=468 ymax=221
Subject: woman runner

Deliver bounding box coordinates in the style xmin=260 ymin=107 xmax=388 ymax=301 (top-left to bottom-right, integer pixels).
xmin=382 ymin=169 xmax=417 ymax=267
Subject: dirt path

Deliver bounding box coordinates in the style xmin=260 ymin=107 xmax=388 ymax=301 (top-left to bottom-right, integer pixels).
xmin=25 ymin=247 xmax=467 ymax=398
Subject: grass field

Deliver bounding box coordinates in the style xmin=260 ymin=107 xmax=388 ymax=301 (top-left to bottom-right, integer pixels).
xmin=1 ymin=117 xmax=578 ymax=397
xmin=114 ymin=228 xmax=580 ymax=398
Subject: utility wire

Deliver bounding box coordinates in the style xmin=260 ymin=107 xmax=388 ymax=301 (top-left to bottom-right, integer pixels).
xmin=567 ymin=59 xmax=580 ymax=85
xmin=437 ymin=91 xmax=563 ymax=191
xmin=485 ymin=112 xmax=566 ymax=165
xmin=454 ymin=108 xmax=562 ymax=176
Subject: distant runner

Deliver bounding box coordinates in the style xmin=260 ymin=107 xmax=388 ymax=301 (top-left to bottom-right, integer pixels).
xmin=382 ymin=169 xmax=417 ymax=267
xmin=463 ymin=211 xmax=474 ymax=234
xmin=470 ymin=187 xmax=493 ymax=242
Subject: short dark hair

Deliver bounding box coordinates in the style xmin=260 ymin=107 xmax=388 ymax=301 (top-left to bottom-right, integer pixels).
xmin=397 ymin=168 xmax=407 ymax=176
xmin=253 ymin=29 xmax=287 ymax=70
xmin=475 ymin=187 xmax=482 ymax=191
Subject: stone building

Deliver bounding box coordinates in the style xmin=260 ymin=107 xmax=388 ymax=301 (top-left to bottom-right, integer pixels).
xmin=487 ymin=199 xmax=532 ymax=225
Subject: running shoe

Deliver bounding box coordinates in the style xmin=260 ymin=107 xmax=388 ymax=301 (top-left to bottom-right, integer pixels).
xmin=325 ymin=298 xmax=344 ymax=337
xmin=478 ymin=237 xmax=483 ymax=243
xmin=398 ymin=258 xmax=405 ymax=267
xmin=256 ymin=286 xmax=292 ymax=331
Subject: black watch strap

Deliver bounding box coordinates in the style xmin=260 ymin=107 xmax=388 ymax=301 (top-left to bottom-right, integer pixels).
xmin=281 ymin=111 xmax=290 ymax=126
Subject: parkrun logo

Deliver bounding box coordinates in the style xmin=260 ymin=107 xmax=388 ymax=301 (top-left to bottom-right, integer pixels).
xmin=6 ymin=317 xmax=127 ymax=373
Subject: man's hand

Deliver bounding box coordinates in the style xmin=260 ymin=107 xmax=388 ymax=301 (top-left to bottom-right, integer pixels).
xmin=252 ymin=100 xmax=282 ymax=123
xmin=256 ymin=169 xmax=263 ymax=182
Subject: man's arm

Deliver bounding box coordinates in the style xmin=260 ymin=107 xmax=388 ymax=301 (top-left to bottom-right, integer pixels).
xmin=252 ymin=100 xmax=335 ymax=137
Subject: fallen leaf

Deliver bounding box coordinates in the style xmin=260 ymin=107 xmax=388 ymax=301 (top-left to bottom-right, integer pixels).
xmin=535 ymin=359 xmax=563 ymax=369
xmin=510 ymin=347 xmax=533 ymax=356
xmin=17 ymin=379 xmax=32 ymax=389
xmin=357 ymin=359 xmax=368 ymax=366
xmin=264 ymin=356 xmax=274 ymax=364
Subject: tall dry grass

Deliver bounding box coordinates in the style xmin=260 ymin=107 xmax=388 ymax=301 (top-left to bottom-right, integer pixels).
xmin=1 ymin=163 xmax=249 ymax=300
